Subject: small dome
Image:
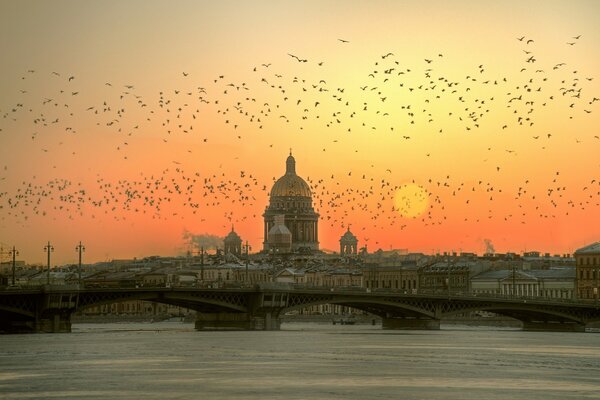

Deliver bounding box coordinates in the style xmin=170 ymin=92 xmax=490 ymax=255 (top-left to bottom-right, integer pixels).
xmin=341 ymin=227 xmax=357 ymax=241
xmin=224 ymin=226 xmax=242 ymax=242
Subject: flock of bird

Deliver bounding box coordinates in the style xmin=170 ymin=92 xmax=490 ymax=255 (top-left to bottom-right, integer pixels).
xmin=0 ymin=34 xmax=598 ymax=249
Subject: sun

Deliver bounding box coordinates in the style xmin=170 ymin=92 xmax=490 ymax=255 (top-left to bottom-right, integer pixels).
xmin=393 ymin=184 xmax=429 ymax=218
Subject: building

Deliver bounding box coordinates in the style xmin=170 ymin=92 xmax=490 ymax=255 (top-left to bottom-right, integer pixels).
xmin=263 ymin=152 xmax=319 ymax=253
xmin=340 ymin=227 xmax=358 ymax=256
xmin=471 ymin=268 xmax=576 ymax=299
xmin=224 ymin=226 xmax=243 ymax=257
xmin=268 ymin=215 xmax=293 ymax=254
xmin=363 ymin=264 xmax=419 ymax=292
xmin=418 ymin=262 xmax=475 ymax=294
xmin=574 ymin=242 xmax=600 ymax=299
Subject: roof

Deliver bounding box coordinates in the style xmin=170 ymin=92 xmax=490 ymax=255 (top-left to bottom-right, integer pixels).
xmin=268 ymin=223 xmax=292 ymax=236
xmin=340 ymin=228 xmax=357 ymax=241
xmin=472 ymin=268 xmax=575 ymax=281
xmin=574 ymin=242 xmax=600 ymax=255
xmin=225 ymin=227 xmax=242 ymax=242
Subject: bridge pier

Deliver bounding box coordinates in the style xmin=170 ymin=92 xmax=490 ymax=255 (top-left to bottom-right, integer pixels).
xmin=522 ymin=320 xmax=586 ymax=332
xmin=36 ymin=311 xmax=72 ymax=333
xmin=382 ymin=317 xmax=440 ymax=330
xmin=194 ymin=312 xmax=280 ymax=331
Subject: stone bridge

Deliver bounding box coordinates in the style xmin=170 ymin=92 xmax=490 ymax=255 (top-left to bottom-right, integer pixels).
xmin=1 ymin=285 xmax=599 ymax=333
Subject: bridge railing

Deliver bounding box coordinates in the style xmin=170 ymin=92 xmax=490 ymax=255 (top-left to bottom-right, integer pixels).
xmin=2 ymin=283 xmax=597 ymax=306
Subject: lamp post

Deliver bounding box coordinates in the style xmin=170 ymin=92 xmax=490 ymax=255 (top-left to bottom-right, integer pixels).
xmin=10 ymin=246 xmax=18 ymax=286
xmin=76 ymin=241 xmax=85 ymax=287
xmin=44 ymin=241 xmax=54 ymax=285
xmin=512 ymin=263 xmax=516 ymax=298
xmin=200 ymin=246 xmax=205 ymax=283
xmin=244 ymin=240 xmax=251 ymax=284
xmin=594 ymin=267 xmax=600 ymax=307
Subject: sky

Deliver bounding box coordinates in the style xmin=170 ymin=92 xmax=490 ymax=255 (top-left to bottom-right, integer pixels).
xmin=0 ymin=0 xmax=599 ymax=265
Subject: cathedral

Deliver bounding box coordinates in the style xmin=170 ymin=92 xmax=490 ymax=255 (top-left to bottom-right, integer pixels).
xmin=223 ymin=152 xmax=358 ymax=257
xmin=262 ymin=152 xmax=320 ymax=253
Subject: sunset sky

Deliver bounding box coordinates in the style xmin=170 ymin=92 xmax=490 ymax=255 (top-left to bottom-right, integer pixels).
xmin=1 ymin=0 xmax=599 ymax=265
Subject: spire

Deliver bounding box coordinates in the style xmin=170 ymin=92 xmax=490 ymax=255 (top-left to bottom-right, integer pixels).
xmin=285 ymin=151 xmax=296 ymax=175
xmin=231 ymin=224 xmax=234 ymax=232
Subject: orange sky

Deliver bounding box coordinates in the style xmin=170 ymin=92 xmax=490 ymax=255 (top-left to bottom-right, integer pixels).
xmin=0 ymin=0 xmax=599 ymax=264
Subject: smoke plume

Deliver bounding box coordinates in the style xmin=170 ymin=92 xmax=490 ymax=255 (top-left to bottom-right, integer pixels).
xmin=182 ymin=230 xmax=224 ymax=250
xmin=483 ymin=239 xmax=495 ymax=254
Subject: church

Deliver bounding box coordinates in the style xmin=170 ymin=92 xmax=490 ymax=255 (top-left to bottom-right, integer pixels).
xmin=223 ymin=152 xmax=359 ymax=256
xmin=262 ymin=152 xmax=320 ymax=253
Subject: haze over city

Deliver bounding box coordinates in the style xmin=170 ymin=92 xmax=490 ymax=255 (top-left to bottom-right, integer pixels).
xmin=1 ymin=0 xmax=599 ymax=265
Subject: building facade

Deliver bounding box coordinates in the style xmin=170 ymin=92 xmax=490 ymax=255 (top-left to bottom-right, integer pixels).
xmin=224 ymin=226 xmax=243 ymax=257
xmin=340 ymin=227 xmax=358 ymax=256
xmin=471 ymin=268 xmax=576 ymax=299
xmin=363 ymin=265 xmax=419 ymax=292
xmin=574 ymin=242 xmax=600 ymax=299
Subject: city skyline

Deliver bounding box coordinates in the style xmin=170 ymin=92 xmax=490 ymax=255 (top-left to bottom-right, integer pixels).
xmin=1 ymin=1 xmax=599 ymax=265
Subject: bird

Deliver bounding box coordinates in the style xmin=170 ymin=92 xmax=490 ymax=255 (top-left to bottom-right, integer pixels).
xmin=338 ymin=38 xmax=349 ymax=43
xmin=287 ymin=53 xmax=307 ymax=63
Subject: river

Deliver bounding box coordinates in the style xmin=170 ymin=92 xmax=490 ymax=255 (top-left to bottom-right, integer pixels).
xmin=0 ymin=322 xmax=599 ymax=399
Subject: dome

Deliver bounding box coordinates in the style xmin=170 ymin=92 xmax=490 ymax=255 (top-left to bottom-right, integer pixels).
xmin=224 ymin=226 xmax=242 ymax=242
xmin=270 ymin=174 xmax=312 ymax=197
xmin=340 ymin=227 xmax=357 ymax=241
xmin=270 ymin=153 xmax=312 ymax=198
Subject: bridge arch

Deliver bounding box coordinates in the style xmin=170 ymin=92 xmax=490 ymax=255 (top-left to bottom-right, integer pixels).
xmin=279 ymin=296 xmax=437 ymax=320
xmin=76 ymin=290 xmax=249 ymax=314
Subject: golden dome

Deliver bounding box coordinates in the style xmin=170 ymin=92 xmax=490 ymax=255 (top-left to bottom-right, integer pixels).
xmin=270 ymin=153 xmax=312 ymax=198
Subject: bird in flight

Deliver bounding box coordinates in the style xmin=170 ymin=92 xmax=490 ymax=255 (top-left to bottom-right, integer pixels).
xmin=288 ymin=53 xmax=307 ymax=63
xmin=338 ymin=38 xmax=349 ymax=43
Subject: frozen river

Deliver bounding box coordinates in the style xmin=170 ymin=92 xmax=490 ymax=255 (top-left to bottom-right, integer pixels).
xmin=0 ymin=322 xmax=599 ymax=399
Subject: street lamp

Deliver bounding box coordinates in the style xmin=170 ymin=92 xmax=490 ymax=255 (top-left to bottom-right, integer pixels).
xmin=512 ymin=263 xmax=516 ymax=298
xmin=200 ymin=246 xmax=205 ymax=284
xmin=10 ymin=246 xmax=18 ymax=286
xmin=44 ymin=241 xmax=54 ymax=285
xmin=76 ymin=241 xmax=85 ymax=287
xmin=594 ymin=267 xmax=600 ymax=306
xmin=244 ymin=240 xmax=251 ymax=284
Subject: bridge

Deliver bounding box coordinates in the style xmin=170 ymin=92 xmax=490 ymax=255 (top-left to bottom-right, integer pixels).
xmin=1 ymin=285 xmax=599 ymax=333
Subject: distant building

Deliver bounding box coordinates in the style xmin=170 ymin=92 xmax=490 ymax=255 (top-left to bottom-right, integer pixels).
xmin=268 ymin=215 xmax=293 ymax=254
xmin=574 ymin=242 xmax=600 ymax=299
xmin=418 ymin=262 xmax=472 ymax=294
xmin=363 ymin=264 xmax=419 ymax=292
xmin=339 ymin=227 xmax=358 ymax=256
xmin=224 ymin=226 xmax=243 ymax=257
xmin=471 ymin=268 xmax=576 ymax=299
xmin=263 ymin=152 xmax=319 ymax=253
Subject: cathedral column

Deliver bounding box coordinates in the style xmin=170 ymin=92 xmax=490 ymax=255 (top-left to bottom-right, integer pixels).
xmin=304 ymin=221 xmax=308 ymax=243
xmin=264 ymin=220 xmax=268 ymax=248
